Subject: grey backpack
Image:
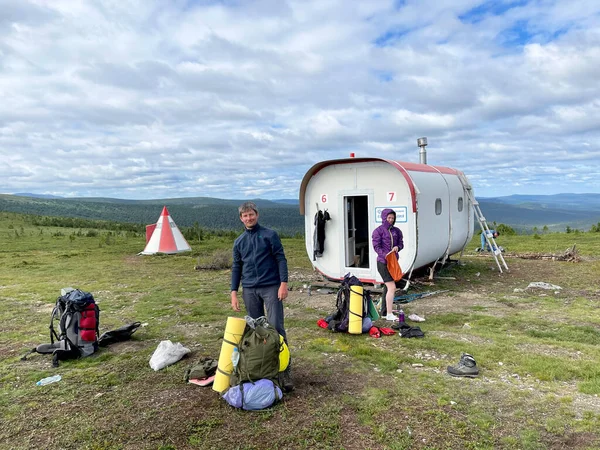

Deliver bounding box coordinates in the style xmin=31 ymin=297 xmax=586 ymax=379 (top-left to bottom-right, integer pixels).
xmin=23 ymin=288 xmax=100 ymax=366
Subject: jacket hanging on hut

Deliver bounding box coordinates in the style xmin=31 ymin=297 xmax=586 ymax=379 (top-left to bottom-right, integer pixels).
xmin=313 ymin=209 xmax=331 ymax=260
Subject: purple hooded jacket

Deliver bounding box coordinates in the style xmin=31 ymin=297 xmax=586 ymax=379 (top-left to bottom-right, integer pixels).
xmin=371 ymin=208 xmax=404 ymax=264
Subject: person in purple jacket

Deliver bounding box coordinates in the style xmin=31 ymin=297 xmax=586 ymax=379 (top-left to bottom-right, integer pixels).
xmin=371 ymin=208 xmax=404 ymax=321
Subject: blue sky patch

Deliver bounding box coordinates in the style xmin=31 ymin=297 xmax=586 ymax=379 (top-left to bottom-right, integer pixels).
xmin=374 ymin=28 xmax=411 ymax=47
xmin=372 ymin=70 xmax=394 ymax=82
xmin=498 ymin=20 xmax=533 ymax=46
xmin=459 ymin=0 xmax=529 ymax=24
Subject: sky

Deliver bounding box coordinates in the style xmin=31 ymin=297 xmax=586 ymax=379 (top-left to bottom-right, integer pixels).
xmin=1 ymin=0 xmax=600 ymax=200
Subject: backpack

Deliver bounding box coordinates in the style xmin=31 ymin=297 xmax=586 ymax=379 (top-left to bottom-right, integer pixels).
xmin=325 ymin=273 xmax=376 ymax=332
xmin=22 ymin=288 xmax=100 ymax=367
xmin=229 ymin=317 xmax=281 ymax=387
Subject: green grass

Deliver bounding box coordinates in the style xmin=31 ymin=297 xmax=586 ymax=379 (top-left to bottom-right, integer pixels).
xmin=1 ymin=212 xmax=600 ymax=449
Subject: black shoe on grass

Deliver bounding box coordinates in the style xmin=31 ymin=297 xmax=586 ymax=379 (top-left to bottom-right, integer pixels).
xmin=280 ymin=368 xmax=294 ymax=393
xmin=447 ymin=353 xmax=479 ymax=378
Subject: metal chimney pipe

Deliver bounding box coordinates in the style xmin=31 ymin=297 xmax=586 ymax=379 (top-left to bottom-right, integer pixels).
xmin=417 ymin=137 xmax=428 ymax=164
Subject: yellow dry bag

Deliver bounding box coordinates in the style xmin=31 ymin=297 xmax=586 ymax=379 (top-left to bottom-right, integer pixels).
xmin=279 ymin=336 xmax=290 ymax=372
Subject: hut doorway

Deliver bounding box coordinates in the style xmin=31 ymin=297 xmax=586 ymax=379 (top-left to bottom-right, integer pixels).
xmin=344 ymin=195 xmax=370 ymax=268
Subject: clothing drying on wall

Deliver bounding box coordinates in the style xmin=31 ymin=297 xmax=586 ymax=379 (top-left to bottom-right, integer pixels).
xmin=313 ymin=209 xmax=331 ymax=260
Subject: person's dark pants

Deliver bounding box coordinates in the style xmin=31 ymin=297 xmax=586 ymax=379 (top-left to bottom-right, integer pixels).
xmin=242 ymin=284 xmax=287 ymax=342
xmin=242 ymin=284 xmax=292 ymax=386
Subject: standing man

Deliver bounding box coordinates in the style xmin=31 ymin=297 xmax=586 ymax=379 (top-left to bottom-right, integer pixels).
xmin=230 ymin=201 xmax=293 ymax=391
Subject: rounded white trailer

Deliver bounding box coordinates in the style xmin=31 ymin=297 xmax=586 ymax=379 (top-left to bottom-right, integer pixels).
xmin=299 ymin=157 xmax=475 ymax=284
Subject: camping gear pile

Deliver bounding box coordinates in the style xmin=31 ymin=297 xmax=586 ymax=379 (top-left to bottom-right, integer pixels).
xmin=24 ymin=287 xmax=288 ymax=411
xmin=23 ymin=288 xmax=141 ymax=367
xmin=318 ymin=273 xmax=379 ymax=333
xmin=212 ymin=316 xmax=289 ymax=410
xmin=314 ymin=274 xmax=428 ymax=340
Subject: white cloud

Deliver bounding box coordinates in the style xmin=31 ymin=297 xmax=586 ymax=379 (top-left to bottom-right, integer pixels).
xmin=1 ymin=0 xmax=600 ymax=200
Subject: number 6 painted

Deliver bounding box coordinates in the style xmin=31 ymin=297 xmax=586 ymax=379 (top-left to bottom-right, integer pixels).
xmin=321 ymin=194 xmax=328 ymax=203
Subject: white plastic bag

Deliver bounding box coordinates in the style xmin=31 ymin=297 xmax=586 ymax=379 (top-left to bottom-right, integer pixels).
xmin=149 ymin=340 xmax=191 ymax=371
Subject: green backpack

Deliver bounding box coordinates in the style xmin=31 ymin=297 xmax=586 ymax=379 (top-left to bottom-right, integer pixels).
xmin=230 ymin=317 xmax=281 ymax=387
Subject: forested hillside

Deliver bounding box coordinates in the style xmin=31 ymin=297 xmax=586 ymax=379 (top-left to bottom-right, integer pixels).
xmin=0 ymin=195 xmax=304 ymax=236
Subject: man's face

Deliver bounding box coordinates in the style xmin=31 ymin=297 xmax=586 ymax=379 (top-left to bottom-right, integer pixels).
xmin=386 ymin=213 xmax=395 ymax=224
xmin=240 ymin=210 xmax=258 ymax=229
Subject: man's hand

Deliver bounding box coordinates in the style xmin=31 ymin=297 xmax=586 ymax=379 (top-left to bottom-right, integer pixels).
xmin=278 ymin=282 xmax=288 ymax=301
xmin=231 ymin=291 xmax=241 ymax=312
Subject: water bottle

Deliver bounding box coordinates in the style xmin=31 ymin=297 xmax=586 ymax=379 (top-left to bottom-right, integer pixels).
xmin=231 ymin=347 xmax=239 ymax=369
xmin=398 ymin=309 xmax=405 ymax=323
xmin=36 ymin=375 xmax=61 ymax=386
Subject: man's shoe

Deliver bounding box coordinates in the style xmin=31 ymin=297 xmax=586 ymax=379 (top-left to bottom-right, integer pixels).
xmin=447 ymin=353 xmax=479 ymax=377
xmin=280 ymin=368 xmax=294 ymax=393
xmin=385 ymin=313 xmax=398 ymax=322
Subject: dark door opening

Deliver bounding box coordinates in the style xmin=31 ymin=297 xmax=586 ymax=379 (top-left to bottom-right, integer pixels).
xmin=344 ymin=195 xmax=369 ymax=268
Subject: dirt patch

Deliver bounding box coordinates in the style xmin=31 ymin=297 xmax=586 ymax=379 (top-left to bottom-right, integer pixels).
xmin=427 ymin=330 xmax=494 ymax=345
xmin=287 ymin=289 xmax=337 ymax=314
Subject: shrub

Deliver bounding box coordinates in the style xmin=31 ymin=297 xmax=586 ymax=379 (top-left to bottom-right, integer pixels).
xmin=194 ymin=249 xmax=232 ymax=270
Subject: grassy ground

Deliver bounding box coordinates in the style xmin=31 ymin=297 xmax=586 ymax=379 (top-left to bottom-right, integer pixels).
xmin=1 ymin=212 xmax=600 ymax=450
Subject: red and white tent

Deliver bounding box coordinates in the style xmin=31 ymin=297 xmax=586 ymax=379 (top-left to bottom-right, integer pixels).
xmin=140 ymin=206 xmax=192 ymax=255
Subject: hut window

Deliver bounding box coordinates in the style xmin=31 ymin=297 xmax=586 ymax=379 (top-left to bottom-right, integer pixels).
xmin=458 ymin=197 xmax=464 ymax=212
xmin=435 ymin=198 xmax=442 ymax=215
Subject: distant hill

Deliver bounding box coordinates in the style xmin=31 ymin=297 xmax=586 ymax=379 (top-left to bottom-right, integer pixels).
xmin=2 ymin=192 xmax=599 ymax=233
xmin=13 ymin=193 xmax=64 ymax=199
xmin=481 ymin=193 xmax=600 ymax=211
xmin=272 ymin=199 xmax=300 ymax=205
xmin=477 ymin=193 xmax=600 ymax=232
xmin=0 ymin=194 xmax=303 ymax=236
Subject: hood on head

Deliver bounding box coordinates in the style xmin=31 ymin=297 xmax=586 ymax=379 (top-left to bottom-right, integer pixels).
xmin=381 ymin=208 xmax=396 ymax=225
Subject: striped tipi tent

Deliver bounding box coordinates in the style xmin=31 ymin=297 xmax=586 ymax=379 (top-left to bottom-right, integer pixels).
xmin=140 ymin=206 xmax=191 ymax=255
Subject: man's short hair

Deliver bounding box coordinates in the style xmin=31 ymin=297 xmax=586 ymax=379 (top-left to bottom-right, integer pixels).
xmin=239 ymin=201 xmax=258 ymax=216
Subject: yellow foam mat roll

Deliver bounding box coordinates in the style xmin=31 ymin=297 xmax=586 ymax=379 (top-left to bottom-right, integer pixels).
xmin=213 ymin=316 xmax=246 ymax=393
xmin=348 ymin=285 xmax=363 ymax=334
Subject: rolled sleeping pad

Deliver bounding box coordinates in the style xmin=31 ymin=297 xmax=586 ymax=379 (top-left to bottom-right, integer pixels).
xmin=279 ymin=335 xmax=290 ymax=372
xmin=213 ymin=316 xmax=246 ymax=393
xmin=348 ymin=285 xmax=364 ymax=334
